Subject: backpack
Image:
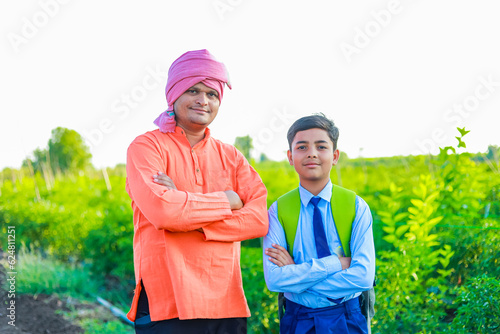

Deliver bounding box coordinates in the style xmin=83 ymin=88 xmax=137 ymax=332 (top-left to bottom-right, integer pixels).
xmin=276 ymin=184 xmax=375 ymax=323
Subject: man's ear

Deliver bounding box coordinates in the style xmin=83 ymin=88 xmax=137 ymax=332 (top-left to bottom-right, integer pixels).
xmin=332 ymin=149 xmax=340 ymax=166
xmin=287 ymin=150 xmax=294 ymax=166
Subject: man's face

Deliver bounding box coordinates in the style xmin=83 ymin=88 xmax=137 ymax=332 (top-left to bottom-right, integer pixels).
xmin=287 ymin=128 xmax=339 ymax=185
xmin=173 ymin=82 xmax=220 ymax=132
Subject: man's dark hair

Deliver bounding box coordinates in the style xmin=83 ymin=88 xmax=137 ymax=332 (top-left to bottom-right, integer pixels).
xmin=287 ymin=113 xmax=339 ymax=151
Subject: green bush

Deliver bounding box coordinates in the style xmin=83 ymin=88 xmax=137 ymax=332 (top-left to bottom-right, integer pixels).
xmin=373 ymin=175 xmax=454 ymax=333
xmin=15 ymin=247 xmax=101 ymax=298
xmin=241 ymin=247 xmax=279 ymax=334
xmin=0 ymin=171 xmax=134 ymax=284
xmin=451 ymin=275 xmax=500 ymax=333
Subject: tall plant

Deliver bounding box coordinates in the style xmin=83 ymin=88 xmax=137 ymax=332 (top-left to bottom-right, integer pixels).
xmin=373 ymin=174 xmax=454 ymax=332
xmin=432 ymin=128 xmax=497 ymax=283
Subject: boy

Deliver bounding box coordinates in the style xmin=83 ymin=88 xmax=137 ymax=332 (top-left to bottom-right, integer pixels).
xmin=263 ymin=113 xmax=375 ymax=334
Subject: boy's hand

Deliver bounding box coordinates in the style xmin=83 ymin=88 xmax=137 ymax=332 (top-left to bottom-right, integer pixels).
xmin=333 ymin=245 xmax=351 ymax=270
xmin=266 ymin=244 xmax=295 ymax=267
xmin=153 ymin=172 xmax=177 ymax=190
xmin=339 ymin=256 xmax=351 ymax=270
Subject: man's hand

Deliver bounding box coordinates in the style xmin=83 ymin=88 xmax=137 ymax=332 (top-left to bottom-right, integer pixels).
xmin=265 ymin=244 xmax=295 ymax=267
xmin=339 ymin=256 xmax=351 ymax=270
xmin=153 ymin=172 xmax=177 ymax=190
xmin=224 ymin=190 xmax=243 ymax=210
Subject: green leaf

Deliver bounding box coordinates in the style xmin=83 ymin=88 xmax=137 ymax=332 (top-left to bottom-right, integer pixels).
xmin=439 ymin=258 xmax=451 ymax=268
xmin=395 ymin=225 xmax=410 ymax=238
xmin=425 ymin=234 xmax=438 ymax=242
xmin=405 ymin=232 xmax=416 ymax=241
xmin=382 ymin=226 xmax=395 ymax=234
xmin=394 ymin=212 xmax=408 ymax=222
xmin=437 ymin=268 xmax=453 ymax=278
xmin=410 ymin=199 xmax=424 ymax=208
xmin=383 ymin=235 xmax=397 ymax=244
xmin=408 ymin=207 xmax=419 ymax=216
xmin=457 ymin=127 xmax=470 ymax=137
xmin=425 ymin=216 xmax=443 ymax=228
xmin=425 ymin=191 xmax=440 ymax=204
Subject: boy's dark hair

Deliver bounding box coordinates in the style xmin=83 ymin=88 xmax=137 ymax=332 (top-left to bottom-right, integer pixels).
xmin=287 ymin=113 xmax=339 ymax=151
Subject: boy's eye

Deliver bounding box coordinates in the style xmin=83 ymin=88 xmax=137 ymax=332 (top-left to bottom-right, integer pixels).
xmin=297 ymin=145 xmax=307 ymax=150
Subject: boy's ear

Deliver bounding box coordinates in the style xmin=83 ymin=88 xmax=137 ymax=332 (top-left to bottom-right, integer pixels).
xmin=287 ymin=150 xmax=294 ymax=165
xmin=332 ymin=149 xmax=340 ymax=166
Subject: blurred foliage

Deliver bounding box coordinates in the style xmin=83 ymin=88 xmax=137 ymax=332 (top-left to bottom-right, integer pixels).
xmin=1 ymin=127 xmax=500 ymax=332
xmin=451 ymin=275 xmax=500 ymax=333
xmin=241 ymin=247 xmax=280 ymax=333
xmin=234 ymin=135 xmax=253 ymax=161
xmin=0 ymin=167 xmax=134 ymax=286
xmin=22 ymin=127 xmax=92 ymax=175
xmin=373 ymin=175 xmax=454 ymax=332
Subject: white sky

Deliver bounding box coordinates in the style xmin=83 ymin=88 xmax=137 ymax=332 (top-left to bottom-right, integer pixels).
xmin=1 ymin=0 xmax=499 ymax=169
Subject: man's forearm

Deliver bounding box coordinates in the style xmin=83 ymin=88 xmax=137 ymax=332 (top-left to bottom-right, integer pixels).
xmin=202 ymin=192 xmax=268 ymax=242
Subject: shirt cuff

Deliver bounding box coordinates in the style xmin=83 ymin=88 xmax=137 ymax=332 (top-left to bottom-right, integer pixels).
xmin=321 ymin=255 xmax=343 ymax=276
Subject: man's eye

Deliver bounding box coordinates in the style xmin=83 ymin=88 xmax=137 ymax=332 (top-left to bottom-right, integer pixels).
xmin=188 ymin=89 xmax=198 ymax=94
xmin=208 ymin=92 xmax=218 ymax=98
xmin=297 ymin=146 xmax=306 ymax=150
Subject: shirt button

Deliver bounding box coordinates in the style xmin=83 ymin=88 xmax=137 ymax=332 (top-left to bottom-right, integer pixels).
xmin=196 ymin=168 xmax=200 ymax=173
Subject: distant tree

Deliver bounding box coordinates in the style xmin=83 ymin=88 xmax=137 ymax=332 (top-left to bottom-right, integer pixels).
xmin=22 ymin=147 xmax=49 ymax=173
xmin=259 ymin=153 xmax=270 ymax=162
xmin=338 ymin=151 xmax=349 ymax=162
xmin=486 ymin=145 xmax=499 ymax=162
xmin=234 ymin=135 xmax=253 ymax=160
xmin=47 ymin=127 xmax=92 ymax=173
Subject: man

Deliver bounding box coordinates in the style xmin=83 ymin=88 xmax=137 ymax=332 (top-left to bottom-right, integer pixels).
xmin=126 ymin=49 xmax=268 ymax=334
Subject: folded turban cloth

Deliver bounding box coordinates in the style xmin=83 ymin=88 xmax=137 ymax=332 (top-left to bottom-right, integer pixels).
xmin=154 ymin=49 xmax=232 ymax=133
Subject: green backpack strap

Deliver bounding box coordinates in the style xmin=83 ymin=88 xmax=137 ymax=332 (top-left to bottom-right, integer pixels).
xmin=331 ymin=184 xmax=356 ymax=257
xmin=277 ymin=188 xmax=301 ymax=256
xmin=276 ymin=184 xmax=356 ymax=257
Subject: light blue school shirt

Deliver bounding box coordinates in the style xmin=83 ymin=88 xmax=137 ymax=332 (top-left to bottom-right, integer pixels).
xmin=263 ymin=181 xmax=375 ymax=309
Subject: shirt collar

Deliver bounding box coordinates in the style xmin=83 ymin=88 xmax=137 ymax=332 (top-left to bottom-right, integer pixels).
xmin=298 ymin=180 xmax=332 ymax=206
xmin=173 ymin=126 xmax=212 ymax=145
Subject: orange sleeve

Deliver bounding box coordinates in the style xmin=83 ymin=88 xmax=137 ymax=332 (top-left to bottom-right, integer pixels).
xmin=126 ymin=135 xmax=233 ymax=232
xmin=202 ymin=152 xmax=269 ymax=242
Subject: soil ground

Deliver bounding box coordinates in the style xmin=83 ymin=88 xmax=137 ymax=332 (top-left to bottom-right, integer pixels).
xmin=0 ymin=260 xmax=85 ymax=334
xmin=0 ymin=255 xmax=131 ymax=334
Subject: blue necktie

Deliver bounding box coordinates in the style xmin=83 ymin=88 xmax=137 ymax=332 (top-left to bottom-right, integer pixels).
xmin=310 ymin=197 xmax=331 ymax=259
xmin=310 ymin=197 xmax=343 ymax=304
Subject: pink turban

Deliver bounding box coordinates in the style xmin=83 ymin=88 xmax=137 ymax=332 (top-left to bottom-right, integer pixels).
xmin=154 ymin=49 xmax=232 ymax=133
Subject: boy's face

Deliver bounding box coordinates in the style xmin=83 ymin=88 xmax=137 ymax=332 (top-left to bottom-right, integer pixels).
xmin=287 ymin=128 xmax=339 ymax=186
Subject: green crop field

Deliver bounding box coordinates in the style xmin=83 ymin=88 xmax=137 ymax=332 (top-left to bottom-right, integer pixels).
xmin=1 ymin=128 xmax=499 ymax=333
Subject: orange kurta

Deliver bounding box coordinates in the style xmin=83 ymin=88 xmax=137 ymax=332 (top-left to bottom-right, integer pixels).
xmin=125 ymin=127 xmax=268 ymax=322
